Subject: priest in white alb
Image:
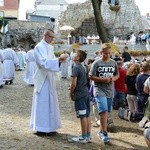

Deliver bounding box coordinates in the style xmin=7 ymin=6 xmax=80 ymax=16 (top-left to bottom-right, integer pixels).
xmin=30 ymin=29 xmax=65 ymax=136
xmin=24 ymin=44 xmax=37 ymax=86
xmin=2 ymin=44 xmax=19 ymax=85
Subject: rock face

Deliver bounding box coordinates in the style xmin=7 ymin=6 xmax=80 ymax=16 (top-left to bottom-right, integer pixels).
xmin=58 ymin=0 xmax=143 ymax=39
xmin=0 ymin=20 xmax=54 ymax=49
xmin=0 ymin=0 xmax=143 ymax=48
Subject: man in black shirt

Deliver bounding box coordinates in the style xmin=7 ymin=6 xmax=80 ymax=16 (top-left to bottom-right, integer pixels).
xmin=122 ymin=46 xmax=131 ymax=62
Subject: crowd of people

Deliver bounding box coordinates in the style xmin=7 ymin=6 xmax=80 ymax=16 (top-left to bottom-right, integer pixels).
xmin=68 ymin=34 xmax=101 ymax=45
xmin=113 ymin=31 xmax=150 ymax=45
xmin=0 ymin=29 xmax=150 ymax=148
xmin=68 ymin=44 xmax=150 ymax=146
xmin=0 ymin=43 xmax=37 ymax=88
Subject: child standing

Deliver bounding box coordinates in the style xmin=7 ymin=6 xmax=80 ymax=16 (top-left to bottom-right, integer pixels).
xmin=70 ymin=50 xmax=91 ymax=143
xmin=113 ymin=61 xmax=127 ymax=109
xmin=125 ymin=64 xmax=140 ymax=114
xmin=89 ymin=43 xmax=119 ymax=142
xmin=136 ymin=62 xmax=150 ymax=113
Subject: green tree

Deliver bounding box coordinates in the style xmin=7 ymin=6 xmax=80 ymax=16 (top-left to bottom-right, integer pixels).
xmin=91 ymin=0 xmax=108 ymax=43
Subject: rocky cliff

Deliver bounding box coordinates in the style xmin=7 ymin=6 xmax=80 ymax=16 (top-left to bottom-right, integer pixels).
xmin=0 ymin=0 xmax=144 ymax=48
xmin=58 ymin=0 xmax=143 ymax=40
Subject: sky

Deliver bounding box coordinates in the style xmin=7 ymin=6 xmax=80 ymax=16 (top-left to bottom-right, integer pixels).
xmin=19 ymin=0 xmax=150 ymax=20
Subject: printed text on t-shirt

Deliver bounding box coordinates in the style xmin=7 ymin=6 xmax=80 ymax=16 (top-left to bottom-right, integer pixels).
xmin=96 ymin=66 xmax=115 ymax=77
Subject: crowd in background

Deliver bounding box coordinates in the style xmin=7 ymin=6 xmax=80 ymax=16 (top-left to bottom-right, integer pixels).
xmin=0 ymin=44 xmax=36 ymax=87
xmin=113 ymin=31 xmax=150 ymax=45
xmin=0 ymin=42 xmax=150 ymax=147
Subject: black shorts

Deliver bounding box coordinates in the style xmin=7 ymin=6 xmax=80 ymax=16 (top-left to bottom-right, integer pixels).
xmin=74 ymin=95 xmax=90 ymax=118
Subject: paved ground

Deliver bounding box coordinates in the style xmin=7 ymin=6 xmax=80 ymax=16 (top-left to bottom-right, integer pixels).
xmin=0 ymin=69 xmax=149 ymax=150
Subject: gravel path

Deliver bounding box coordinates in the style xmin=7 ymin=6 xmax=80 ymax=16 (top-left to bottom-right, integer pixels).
xmin=0 ymin=69 xmax=148 ymax=150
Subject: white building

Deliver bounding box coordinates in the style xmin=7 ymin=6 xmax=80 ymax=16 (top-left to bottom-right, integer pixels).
xmin=34 ymin=0 xmax=68 ymax=19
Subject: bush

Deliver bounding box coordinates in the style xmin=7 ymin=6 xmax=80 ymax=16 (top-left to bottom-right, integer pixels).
xmin=109 ymin=42 xmax=120 ymax=54
xmin=54 ymin=51 xmax=70 ymax=57
xmin=52 ymin=41 xmax=65 ymax=44
xmin=129 ymin=50 xmax=150 ymax=57
xmin=109 ymin=42 xmax=150 ymax=57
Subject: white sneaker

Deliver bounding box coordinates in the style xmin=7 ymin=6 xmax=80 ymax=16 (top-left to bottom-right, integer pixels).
xmin=86 ymin=136 xmax=92 ymax=143
xmin=72 ymin=136 xmax=88 ymax=143
xmin=96 ymin=120 xmax=100 ymax=126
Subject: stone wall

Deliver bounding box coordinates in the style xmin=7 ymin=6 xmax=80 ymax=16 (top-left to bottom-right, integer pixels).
xmin=58 ymin=0 xmax=143 ymax=40
xmin=0 ymin=20 xmax=54 ymax=49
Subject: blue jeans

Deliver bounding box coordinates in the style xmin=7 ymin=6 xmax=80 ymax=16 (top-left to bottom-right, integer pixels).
xmin=137 ymin=95 xmax=148 ymax=113
xmin=113 ymin=91 xmax=126 ymax=109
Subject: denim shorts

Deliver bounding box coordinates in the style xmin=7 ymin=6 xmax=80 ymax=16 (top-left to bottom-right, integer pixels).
xmin=74 ymin=96 xmax=90 ymax=118
xmin=95 ymin=96 xmax=112 ymax=113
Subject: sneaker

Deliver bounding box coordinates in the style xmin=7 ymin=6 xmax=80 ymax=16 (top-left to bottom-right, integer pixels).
xmin=72 ymin=136 xmax=87 ymax=143
xmin=139 ymin=116 xmax=149 ymax=128
xmin=127 ymin=111 xmax=133 ymax=121
xmin=96 ymin=120 xmax=100 ymax=126
xmin=86 ymin=136 xmax=92 ymax=143
xmin=97 ymin=131 xmax=110 ymax=142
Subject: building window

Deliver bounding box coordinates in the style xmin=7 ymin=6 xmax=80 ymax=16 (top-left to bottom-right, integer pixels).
xmin=0 ymin=0 xmax=4 ymax=6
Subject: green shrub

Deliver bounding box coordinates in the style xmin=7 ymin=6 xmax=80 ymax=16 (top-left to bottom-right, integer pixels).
xmin=129 ymin=50 xmax=150 ymax=57
xmin=109 ymin=42 xmax=150 ymax=57
xmin=109 ymin=42 xmax=120 ymax=53
xmin=54 ymin=51 xmax=70 ymax=57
